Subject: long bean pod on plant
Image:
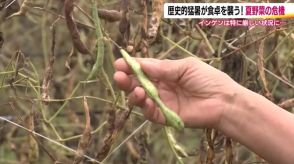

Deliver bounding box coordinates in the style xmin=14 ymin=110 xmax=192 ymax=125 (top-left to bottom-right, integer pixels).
xmin=64 ymin=0 xmax=90 ymax=55
xmin=87 ymin=0 xmax=104 ymax=80
xmin=119 ymin=48 xmax=184 ymax=131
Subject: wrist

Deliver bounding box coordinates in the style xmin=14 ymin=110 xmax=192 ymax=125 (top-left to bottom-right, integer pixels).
xmin=217 ymin=80 xmax=249 ymax=132
xmin=216 ymin=78 xmax=294 ymax=164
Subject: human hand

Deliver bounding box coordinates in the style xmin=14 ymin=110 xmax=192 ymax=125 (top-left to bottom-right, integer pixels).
xmin=114 ymin=57 xmax=239 ymax=128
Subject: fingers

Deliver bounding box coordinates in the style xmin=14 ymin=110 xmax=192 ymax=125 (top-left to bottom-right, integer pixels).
xmin=141 ymin=98 xmax=165 ymax=124
xmin=128 ymin=87 xmax=165 ymax=124
xmin=128 ymin=87 xmax=146 ymax=106
xmin=113 ymin=71 xmax=139 ymax=93
xmin=113 ymin=58 xmax=159 ymax=93
xmin=114 ymin=57 xmax=180 ymax=125
xmin=115 ymin=57 xmax=185 ymax=82
xmin=141 ymin=58 xmax=192 ymax=82
xmin=114 ymin=58 xmax=133 ymax=75
xmin=114 ymin=58 xmax=160 ymax=75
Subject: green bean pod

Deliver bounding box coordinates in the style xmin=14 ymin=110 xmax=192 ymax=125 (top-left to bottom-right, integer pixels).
xmin=119 ymin=49 xmax=184 ymax=131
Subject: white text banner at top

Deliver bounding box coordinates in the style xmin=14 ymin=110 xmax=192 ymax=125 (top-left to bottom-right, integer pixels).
xmin=164 ymin=3 xmax=294 ymax=19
